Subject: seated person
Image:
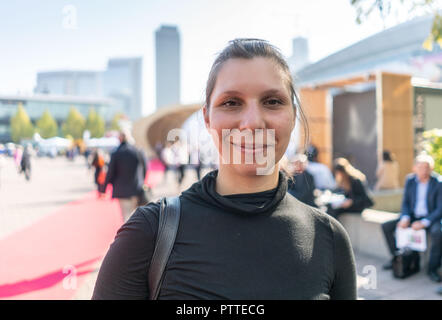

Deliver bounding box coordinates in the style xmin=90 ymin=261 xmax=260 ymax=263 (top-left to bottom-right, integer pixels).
xmin=381 ymin=154 xmax=442 ymax=282
xmin=374 ymin=150 xmax=400 ymax=191
xmin=286 ymin=154 xmax=317 ymax=208
xmin=326 ymin=157 xmax=374 ymax=219
xmin=305 ymin=145 xmax=336 ymax=190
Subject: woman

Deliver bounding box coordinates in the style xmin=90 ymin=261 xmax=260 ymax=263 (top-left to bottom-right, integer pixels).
xmin=374 ymin=150 xmax=400 ymax=191
xmin=92 ymin=39 xmax=356 ymax=300
xmin=327 ymin=157 xmax=374 ymax=218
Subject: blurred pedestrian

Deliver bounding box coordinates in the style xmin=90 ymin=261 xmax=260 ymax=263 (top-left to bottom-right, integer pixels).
xmin=305 ymin=144 xmax=336 ymax=190
xmin=13 ymin=145 xmax=23 ymax=173
xmin=102 ymin=130 xmax=147 ymax=222
xmin=374 ymin=150 xmax=400 ymax=191
xmin=20 ymin=145 xmax=32 ymax=181
xmin=172 ymin=139 xmax=188 ymax=186
xmin=91 ymin=149 xmax=106 ymax=196
xmin=0 ymin=153 xmax=5 ymax=189
xmin=286 ymin=154 xmax=317 ymax=207
xmin=84 ymin=148 xmax=92 ymax=169
xmin=326 ymin=157 xmax=373 ymax=218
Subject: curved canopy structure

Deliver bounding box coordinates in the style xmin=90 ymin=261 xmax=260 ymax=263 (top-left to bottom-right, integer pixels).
xmin=132 ymin=103 xmax=202 ymax=157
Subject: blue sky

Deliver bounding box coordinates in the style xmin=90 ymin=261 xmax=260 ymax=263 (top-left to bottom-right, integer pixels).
xmin=0 ymin=0 xmax=437 ymax=116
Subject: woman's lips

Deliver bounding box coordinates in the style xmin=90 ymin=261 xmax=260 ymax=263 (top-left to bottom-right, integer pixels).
xmin=231 ymin=143 xmax=274 ymax=153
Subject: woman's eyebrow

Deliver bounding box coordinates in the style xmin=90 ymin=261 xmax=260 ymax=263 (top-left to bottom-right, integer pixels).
xmin=260 ymin=89 xmax=286 ymax=96
xmin=217 ymin=88 xmax=286 ymax=97
xmin=217 ymin=90 xmax=242 ymax=97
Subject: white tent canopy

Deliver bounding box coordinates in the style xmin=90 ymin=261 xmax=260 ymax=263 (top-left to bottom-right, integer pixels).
xmin=85 ymin=136 xmax=120 ymax=149
xmin=38 ymin=137 xmax=71 ymax=148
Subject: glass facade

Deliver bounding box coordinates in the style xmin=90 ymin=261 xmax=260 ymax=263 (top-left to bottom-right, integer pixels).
xmin=0 ymin=95 xmax=124 ymax=142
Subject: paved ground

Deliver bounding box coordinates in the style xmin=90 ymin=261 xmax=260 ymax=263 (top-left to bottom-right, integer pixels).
xmin=0 ymin=155 xmax=95 ymax=241
xmin=1 ymin=155 xmax=441 ymax=300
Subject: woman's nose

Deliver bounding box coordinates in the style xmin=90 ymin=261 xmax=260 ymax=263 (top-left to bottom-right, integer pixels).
xmin=238 ymin=101 xmax=266 ymax=130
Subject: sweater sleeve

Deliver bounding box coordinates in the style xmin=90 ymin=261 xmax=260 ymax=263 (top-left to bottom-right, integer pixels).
xmin=92 ymin=203 xmax=160 ymax=300
xmin=329 ymin=217 xmax=357 ymax=300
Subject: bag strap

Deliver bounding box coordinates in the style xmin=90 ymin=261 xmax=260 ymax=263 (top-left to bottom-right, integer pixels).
xmin=148 ymin=196 xmax=181 ymax=300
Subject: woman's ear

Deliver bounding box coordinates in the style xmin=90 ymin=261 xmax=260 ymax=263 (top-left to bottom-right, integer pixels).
xmin=203 ymin=105 xmax=210 ymax=129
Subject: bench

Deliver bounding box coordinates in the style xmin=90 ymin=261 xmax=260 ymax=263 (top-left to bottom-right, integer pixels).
xmin=338 ymin=209 xmax=432 ymax=269
xmin=338 ymin=209 xmax=399 ymax=261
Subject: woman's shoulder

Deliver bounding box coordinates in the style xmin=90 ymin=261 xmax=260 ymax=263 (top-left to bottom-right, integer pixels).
xmin=115 ymin=199 xmax=162 ymax=241
xmin=284 ymin=194 xmax=346 ymax=234
xmin=135 ymin=199 xmax=162 ymax=227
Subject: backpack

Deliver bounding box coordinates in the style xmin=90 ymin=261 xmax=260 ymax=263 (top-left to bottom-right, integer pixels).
xmin=148 ymin=196 xmax=181 ymax=300
xmin=392 ymin=248 xmax=420 ymax=279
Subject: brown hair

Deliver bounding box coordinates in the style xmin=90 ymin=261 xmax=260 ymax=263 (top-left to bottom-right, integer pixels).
xmin=204 ymin=38 xmax=309 ymax=152
xmin=333 ymin=157 xmax=367 ymax=182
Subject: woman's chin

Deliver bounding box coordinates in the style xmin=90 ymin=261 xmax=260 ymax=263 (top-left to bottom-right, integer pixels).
xmin=222 ymin=162 xmax=277 ymax=177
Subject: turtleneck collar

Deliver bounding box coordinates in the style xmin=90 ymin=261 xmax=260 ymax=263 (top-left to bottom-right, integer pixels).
xmin=181 ymin=169 xmax=288 ymax=216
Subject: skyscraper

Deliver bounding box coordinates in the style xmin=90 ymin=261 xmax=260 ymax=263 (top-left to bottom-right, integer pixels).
xmin=103 ymin=57 xmax=143 ymax=121
xmin=155 ymin=25 xmax=181 ymax=109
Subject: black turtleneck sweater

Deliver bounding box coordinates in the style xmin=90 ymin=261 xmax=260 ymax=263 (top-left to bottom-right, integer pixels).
xmin=92 ymin=170 xmax=357 ymax=300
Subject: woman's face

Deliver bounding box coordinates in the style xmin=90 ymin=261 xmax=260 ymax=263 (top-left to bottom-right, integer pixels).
xmin=203 ymin=57 xmax=296 ymax=176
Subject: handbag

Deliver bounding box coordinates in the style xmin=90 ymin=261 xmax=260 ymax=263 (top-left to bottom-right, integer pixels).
xmin=97 ymin=169 xmax=106 ymax=185
xmin=148 ymin=196 xmax=181 ymax=300
xmin=392 ymin=248 xmax=420 ymax=279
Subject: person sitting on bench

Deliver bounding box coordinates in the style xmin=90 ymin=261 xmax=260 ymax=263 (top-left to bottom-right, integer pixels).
xmin=381 ymin=154 xmax=442 ymax=282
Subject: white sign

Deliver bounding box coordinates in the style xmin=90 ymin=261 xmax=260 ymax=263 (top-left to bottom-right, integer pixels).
xmin=395 ymin=228 xmax=427 ymax=252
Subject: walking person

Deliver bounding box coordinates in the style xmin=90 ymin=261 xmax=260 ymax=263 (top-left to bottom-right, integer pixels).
xmin=173 ymin=139 xmax=188 ymax=187
xmin=102 ymin=130 xmax=147 ymax=222
xmin=91 ymin=149 xmax=106 ymax=196
xmin=20 ymin=145 xmax=32 ymax=181
xmin=93 ymin=38 xmax=356 ymax=300
xmin=13 ymin=145 xmax=23 ymax=173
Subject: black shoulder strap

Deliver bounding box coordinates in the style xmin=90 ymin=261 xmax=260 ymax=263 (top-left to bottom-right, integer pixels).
xmin=148 ymin=196 xmax=181 ymax=300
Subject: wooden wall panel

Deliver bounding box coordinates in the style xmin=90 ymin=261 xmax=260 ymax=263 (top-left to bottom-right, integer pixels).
xmin=299 ymin=88 xmax=332 ymax=168
xmin=378 ymin=72 xmax=414 ymax=186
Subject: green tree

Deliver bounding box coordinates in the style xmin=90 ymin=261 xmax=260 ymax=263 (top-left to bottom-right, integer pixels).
xmin=109 ymin=113 xmax=125 ymax=131
xmin=62 ymin=107 xmax=86 ymax=139
xmin=350 ymin=0 xmax=442 ymax=50
xmin=36 ymin=109 xmax=58 ymax=139
xmin=85 ymin=108 xmax=105 ymax=138
xmin=422 ymin=129 xmax=442 ymax=174
xmin=10 ymin=103 xmax=34 ymax=143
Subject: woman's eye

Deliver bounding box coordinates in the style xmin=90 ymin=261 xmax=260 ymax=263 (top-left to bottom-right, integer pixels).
xmin=264 ymin=98 xmax=283 ymax=106
xmin=222 ymin=100 xmax=239 ymax=107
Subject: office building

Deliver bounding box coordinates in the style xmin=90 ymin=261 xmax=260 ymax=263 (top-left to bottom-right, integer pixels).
xmin=155 ymin=25 xmax=181 ymax=109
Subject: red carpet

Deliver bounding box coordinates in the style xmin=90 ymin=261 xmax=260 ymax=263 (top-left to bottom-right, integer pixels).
xmin=145 ymin=158 xmax=165 ymax=188
xmin=0 ymin=189 xmax=123 ymax=300
xmin=0 ymin=160 xmax=164 ymax=300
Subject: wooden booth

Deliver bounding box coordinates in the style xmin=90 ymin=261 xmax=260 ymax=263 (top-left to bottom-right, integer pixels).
xmin=299 ymin=72 xmax=414 ymax=187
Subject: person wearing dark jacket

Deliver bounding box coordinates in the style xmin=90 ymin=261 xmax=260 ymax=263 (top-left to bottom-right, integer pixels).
xmin=103 ymin=130 xmax=147 ymax=222
xmin=286 ymin=154 xmax=317 ymax=208
xmin=20 ymin=145 xmax=31 ymax=181
xmin=381 ymin=154 xmax=442 ymax=282
xmin=92 ymin=39 xmax=356 ymax=300
xmin=327 ymin=157 xmax=374 ymax=218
